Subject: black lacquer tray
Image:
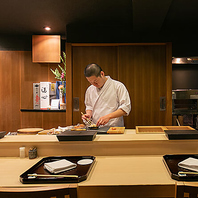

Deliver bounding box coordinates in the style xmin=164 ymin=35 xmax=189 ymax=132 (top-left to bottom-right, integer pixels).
xmin=163 ymin=154 xmax=198 ymax=181
xmin=164 ymin=130 xmax=198 ymax=140
xmin=57 ymin=131 xmax=97 ymax=141
xmin=20 ymin=156 xmax=95 ymax=184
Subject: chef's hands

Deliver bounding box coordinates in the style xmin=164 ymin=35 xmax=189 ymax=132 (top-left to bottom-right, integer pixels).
xmin=96 ymin=115 xmax=111 ymax=126
xmin=81 ymin=113 xmax=91 ymax=121
xmin=81 ymin=110 xmax=93 ymax=124
xmin=96 ymin=109 xmax=126 ymax=126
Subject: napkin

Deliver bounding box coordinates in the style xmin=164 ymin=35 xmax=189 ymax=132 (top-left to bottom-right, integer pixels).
xmin=178 ymin=157 xmax=198 ymax=172
xmin=44 ymin=159 xmax=77 ymax=174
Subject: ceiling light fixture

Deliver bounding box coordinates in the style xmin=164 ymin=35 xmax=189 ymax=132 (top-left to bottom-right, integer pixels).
xmin=44 ymin=26 xmax=51 ymax=31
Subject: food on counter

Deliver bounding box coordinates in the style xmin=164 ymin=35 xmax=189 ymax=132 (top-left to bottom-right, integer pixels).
xmin=89 ymin=124 xmax=97 ymax=127
xmin=71 ymin=128 xmax=86 ymax=131
xmin=88 ymin=124 xmax=98 ymax=130
xmin=107 ymin=127 xmax=125 ymax=134
xmin=74 ymin=124 xmax=85 ymax=129
xmin=38 ymin=128 xmax=61 ymax=135
xmin=38 ymin=124 xmax=87 ymax=135
xmin=38 ymin=130 xmax=50 ymax=135
xmin=71 ymin=124 xmax=86 ymax=131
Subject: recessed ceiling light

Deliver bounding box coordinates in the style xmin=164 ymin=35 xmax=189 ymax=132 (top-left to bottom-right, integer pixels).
xmin=44 ymin=26 xmax=51 ymax=31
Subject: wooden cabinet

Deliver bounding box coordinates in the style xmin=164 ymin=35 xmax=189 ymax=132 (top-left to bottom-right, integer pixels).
xmin=32 ymin=35 xmax=61 ymax=63
xmin=66 ymin=43 xmax=172 ymax=128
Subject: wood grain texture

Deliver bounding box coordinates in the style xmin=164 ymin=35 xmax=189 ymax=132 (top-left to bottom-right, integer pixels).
xmin=66 ymin=43 xmax=73 ymax=126
xmin=69 ymin=43 xmax=172 ymax=128
xmin=118 ymin=45 xmax=167 ymax=128
xmin=21 ymin=51 xmax=49 ymax=109
xmin=0 ymin=50 xmax=66 ymax=132
xmin=0 ymin=51 xmax=21 ymax=132
xmin=165 ymin=42 xmax=172 ymax=125
xmin=72 ymin=46 xmax=118 ymax=125
xmin=21 ymin=112 xmax=43 ymax=128
xmin=32 ymin=35 xmax=61 ymax=63
xmin=42 ymin=112 xmax=66 ymax=129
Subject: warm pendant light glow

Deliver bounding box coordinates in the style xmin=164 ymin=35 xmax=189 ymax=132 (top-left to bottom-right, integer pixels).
xmin=44 ymin=26 xmax=51 ymax=31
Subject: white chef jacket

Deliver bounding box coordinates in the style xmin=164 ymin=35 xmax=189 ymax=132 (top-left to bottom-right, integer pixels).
xmin=85 ymin=76 xmax=131 ymax=127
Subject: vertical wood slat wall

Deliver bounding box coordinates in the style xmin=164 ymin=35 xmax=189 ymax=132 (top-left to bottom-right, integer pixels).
xmin=0 ymin=51 xmax=66 ymax=132
xmin=0 ymin=51 xmax=21 ymax=132
xmin=0 ymin=43 xmax=172 ymax=131
xmin=66 ymin=43 xmax=172 ymax=128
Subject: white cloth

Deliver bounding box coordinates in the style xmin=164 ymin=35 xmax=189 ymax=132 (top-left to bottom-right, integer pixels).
xmin=44 ymin=159 xmax=77 ymax=174
xmin=85 ymin=76 xmax=131 ymax=127
xmin=178 ymin=157 xmax=198 ymax=172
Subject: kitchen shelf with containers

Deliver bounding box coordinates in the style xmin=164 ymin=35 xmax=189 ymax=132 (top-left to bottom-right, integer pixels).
xmin=172 ymin=89 xmax=198 ymax=129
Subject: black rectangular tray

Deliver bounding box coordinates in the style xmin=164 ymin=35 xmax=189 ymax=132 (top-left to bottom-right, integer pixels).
xmin=20 ymin=156 xmax=95 ymax=184
xmin=57 ymin=131 xmax=97 ymax=141
xmin=164 ymin=130 xmax=198 ymax=140
xmin=163 ymin=154 xmax=198 ymax=181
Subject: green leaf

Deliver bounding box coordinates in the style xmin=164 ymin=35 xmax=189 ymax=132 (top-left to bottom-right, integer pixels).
xmin=50 ymin=53 xmax=66 ymax=81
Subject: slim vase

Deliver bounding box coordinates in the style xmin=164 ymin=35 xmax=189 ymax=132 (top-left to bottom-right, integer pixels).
xmin=60 ymin=91 xmax=66 ymax=110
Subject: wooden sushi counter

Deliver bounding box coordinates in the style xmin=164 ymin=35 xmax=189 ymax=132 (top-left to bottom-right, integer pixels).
xmin=0 ymin=155 xmax=176 ymax=198
xmin=0 ymin=129 xmax=198 ymax=157
xmin=0 ymin=128 xmax=198 ymax=197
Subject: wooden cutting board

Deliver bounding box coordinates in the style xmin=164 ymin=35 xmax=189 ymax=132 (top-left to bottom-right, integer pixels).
xmin=17 ymin=128 xmax=43 ymax=135
xmin=107 ymin=127 xmax=125 ymax=134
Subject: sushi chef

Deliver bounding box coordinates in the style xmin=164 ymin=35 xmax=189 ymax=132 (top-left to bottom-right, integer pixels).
xmin=82 ymin=63 xmax=131 ymax=127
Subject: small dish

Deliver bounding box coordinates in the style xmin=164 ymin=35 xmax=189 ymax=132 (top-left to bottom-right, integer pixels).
xmin=0 ymin=131 xmax=6 ymax=139
xmin=77 ymin=159 xmax=93 ymax=165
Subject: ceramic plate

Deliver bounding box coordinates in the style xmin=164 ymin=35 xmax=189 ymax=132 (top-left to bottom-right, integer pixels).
xmin=77 ymin=159 xmax=93 ymax=165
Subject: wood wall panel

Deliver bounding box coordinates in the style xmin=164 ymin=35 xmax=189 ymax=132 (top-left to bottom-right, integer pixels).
xmin=66 ymin=43 xmax=73 ymax=126
xmin=0 ymin=51 xmax=21 ymax=132
xmin=165 ymin=43 xmax=172 ymax=125
xmin=21 ymin=112 xmax=43 ymax=128
xmin=21 ymin=112 xmax=66 ymax=129
xmin=0 ymin=51 xmax=66 ymax=132
xmin=118 ymin=45 xmax=167 ymax=128
xmin=43 ymin=112 xmax=66 ymax=129
xmin=72 ymin=46 xmax=118 ymax=125
xmin=21 ymin=51 xmax=48 ymax=109
xmin=69 ymin=43 xmax=172 ymax=128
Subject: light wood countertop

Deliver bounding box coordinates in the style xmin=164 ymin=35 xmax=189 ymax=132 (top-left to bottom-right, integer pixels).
xmin=1 ymin=129 xmax=198 ymax=157
xmin=0 ymin=129 xmax=169 ymax=143
xmin=0 ymin=155 xmax=176 ymax=198
xmin=79 ymin=155 xmax=175 ymax=186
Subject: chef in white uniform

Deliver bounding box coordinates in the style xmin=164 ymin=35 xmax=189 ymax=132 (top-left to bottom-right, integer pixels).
xmin=82 ymin=63 xmax=131 ymax=127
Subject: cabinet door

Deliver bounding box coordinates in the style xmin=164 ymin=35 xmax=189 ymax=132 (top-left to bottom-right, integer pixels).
xmin=118 ymin=45 xmax=172 ymax=128
xmin=32 ymin=35 xmax=61 ymax=63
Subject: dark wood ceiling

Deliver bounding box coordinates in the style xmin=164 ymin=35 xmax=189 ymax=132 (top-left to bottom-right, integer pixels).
xmin=0 ymin=0 xmax=198 ymax=38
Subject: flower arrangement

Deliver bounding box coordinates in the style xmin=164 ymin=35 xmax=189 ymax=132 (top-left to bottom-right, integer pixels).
xmin=50 ymin=52 xmax=66 ymax=94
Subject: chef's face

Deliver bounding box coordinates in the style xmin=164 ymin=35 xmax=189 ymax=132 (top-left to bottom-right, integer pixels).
xmin=86 ymin=71 xmax=106 ymax=88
